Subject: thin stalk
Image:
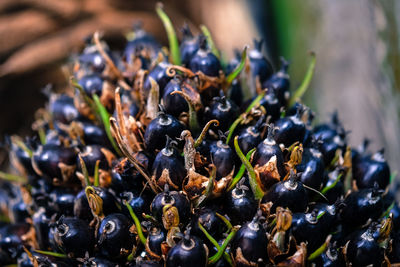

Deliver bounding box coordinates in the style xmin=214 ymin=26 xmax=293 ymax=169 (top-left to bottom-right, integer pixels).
xmin=125 ymin=202 xmax=147 ymax=245
xmin=198 ymin=222 xmax=234 ymax=266
xmin=34 ymin=250 xmax=68 ymax=258
xmin=225 ymin=91 xmax=265 ymax=144
xmin=321 ymin=174 xmax=343 ymax=195
xmin=226 ymin=46 xmax=247 ymax=86
xmin=0 ymin=171 xmax=27 ymax=183
xmin=289 ymin=51 xmax=316 ymax=106
xmin=234 ymin=136 xmax=264 ymax=199
xmin=208 ymin=226 xmax=239 ymax=264
xmin=215 ymin=213 xmax=232 ymax=232
xmin=156 ymin=3 xmax=181 ymax=65
xmin=200 ymin=24 xmax=220 ymax=59
xmin=93 ymin=160 xmax=100 ymax=187
xmin=92 ymin=94 xmax=123 ymax=157
xmin=228 ymin=148 xmax=255 ymax=191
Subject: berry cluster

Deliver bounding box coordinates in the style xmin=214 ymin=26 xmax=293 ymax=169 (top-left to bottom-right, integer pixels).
xmin=0 ymin=4 xmax=399 ymax=267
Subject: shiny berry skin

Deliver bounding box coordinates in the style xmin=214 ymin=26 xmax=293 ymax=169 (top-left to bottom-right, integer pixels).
xmin=32 ymin=207 xmax=53 ymax=249
xmin=274 ymin=109 xmax=306 ymax=147
xmin=231 ymin=216 xmax=268 ymax=265
xmin=313 ymin=112 xmax=346 ymax=164
xmin=248 ymin=39 xmax=273 ymax=83
xmin=111 ymin=154 xmax=150 ymax=194
xmin=147 ymin=226 xmax=166 ymax=257
xmin=190 ymin=207 xmax=225 ymax=244
xmin=312 ymin=241 xmax=344 ymax=267
xmin=258 ymin=89 xmax=282 ymax=122
xmin=225 ymin=180 xmax=257 ymax=225
xmin=390 ymin=231 xmax=400 ymax=263
xmin=88 ymin=186 xmax=120 ymax=216
xmin=144 ymin=111 xmax=185 ymax=152
xmin=54 ymin=217 xmax=94 ymax=257
xmin=209 ymin=140 xmax=235 ymax=178
xmin=296 ymin=147 xmax=325 ymax=190
xmin=262 ymin=173 xmax=308 ymax=213
xmin=180 ymin=23 xmax=199 ymax=66
xmin=79 ymin=48 xmax=106 ymax=73
xmin=77 ymin=145 xmax=109 ymax=175
xmin=353 ymin=150 xmax=390 ymax=190
xmin=143 ymin=61 xmax=172 ymax=96
xmin=152 ymin=137 xmax=186 ymax=189
xmin=189 ymin=36 xmax=221 ymax=77
xmin=80 ymin=121 xmax=109 ymax=146
xmin=236 ymin=117 xmax=264 ymax=155
xmin=162 ymin=76 xmax=189 ymax=118
xmin=252 ymin=127 xmax=286 ymax=185
xmin=204 ymin=95 xmax=239 ymax=132
xmin=341 ymin=187 xmax=384 ymax=228
xmin=166 ymin=235 xmax=208 ymax=267
xmin=150 ymin=189 xmax=191 ymax=226
xmin=32 ymin=143 xmax=77 ymax=182
xmin=290 ymin=210 xmax=327 ymax=252
xmin=97 ymin=213 xmax=134 ymax=260
xmin=49 ymin=94 xmax=79 ymax=124
xmin=345 ymin=226 xmax=384 ymax=266
xmin=0 ymin=223 xmax=31 ymax=264
xmin=124 ymin=25 xmax=161 ymax=65
xmin=323 ymin=169 xmax=345 ymax=204
xmin=263 ymin=57 xmax=290 ymax=105
xmin=78 ymin=74 xmax=103 ymax=96
xmin=73 ymin=189 xmax=93 ymax=222
xmin=121 ymin=191 xmax=152 ymax=220
xmin=48 ymin=188 xmax=75 ymax=216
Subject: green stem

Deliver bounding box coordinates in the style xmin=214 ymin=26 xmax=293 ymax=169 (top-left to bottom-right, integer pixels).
xmin=215 ymin=213 xmax=232 ymax=232
xmin=208 ymin=226 xmax=239 ymax=264
xmin=381 ymin=202 xmax=395 ymax=219
xmin=317 ymin=211 xmax=326 ymax=220
xmin=307 ymin=238 xmax=328 ymax=261
xmin=225 ymin=91 xmax=265 ymax=145
xmin=13 ymin=139 xmax=33 ymax=158
xmin=228 ymin=148 xmax=255 ymax=191
xmin=233 ymin=136 xmax=264 ymax=199
xmin=321 ymin=174 xmax=343 ymax=195
xmin=226 ymin=46 xmax=247 ymax=85
xmin=70 ymin=77 xmax=98 ymax=118
xmin=156 ymin=3 xmax=181 ymax=65
xmin=171 ymin=90 xmax=199 ymax=134
xmin=390 ymin=171 xmax=397 ymax=184
xmin=125 ymin=202 xmax=147 ymax=245
xmin=34 ymin=250 xmax=67 ymax=258
xmin=93 ymin=160 xmax=100 ymax=187
xmin=38 ymin=128 xmax=46 ymax=145
xmin=92 ymin=94 xmax=123 ymax=157
xmin=200 ymin=24 xmax=220 ymax=59
xmin=198 ymin=222 xmax=234 ymax=266
xmin=289 ymin=51 xmax=316 ymax=107
xmin=0 ymin=171 xmax=27 ymax=183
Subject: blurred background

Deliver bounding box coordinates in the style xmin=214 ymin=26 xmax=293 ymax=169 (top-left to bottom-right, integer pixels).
xmin=0 ymin=0 xmax=399 ymax=170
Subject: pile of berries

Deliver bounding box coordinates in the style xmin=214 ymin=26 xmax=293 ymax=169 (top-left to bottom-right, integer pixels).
xmin=1 ymin=4 xmax=399 ymax=266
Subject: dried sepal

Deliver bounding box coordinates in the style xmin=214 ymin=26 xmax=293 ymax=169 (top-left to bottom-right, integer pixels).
xmin=162 ymin=204 xmax=180 ymax=230
xmin=234 ymin=247 xmax=258 ymax=267
xmin=275 ymin=207 xmax=292 ymax=232
xmin=183 ymin=168 xmax=210 ymax=201
xmin=146 ymin=77 xmax=160 ymax=122
xmin=56 ymin=162 xmax=76 ymax=185
xmin=154 ymin=169 xmax=179 ymax=191
xmin=254 ymin=155 xmax=281 ymax=191
xmin=276 ymin=242 xmax=307 ymax=267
